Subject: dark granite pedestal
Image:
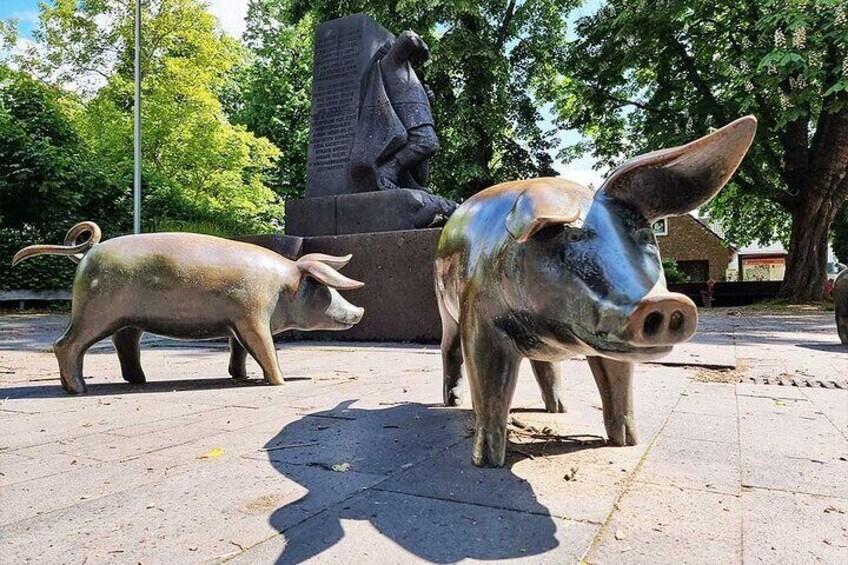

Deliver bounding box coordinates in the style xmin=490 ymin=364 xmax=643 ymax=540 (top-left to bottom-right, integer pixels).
xmin=286 ymin=190 xmax=455 ymax=237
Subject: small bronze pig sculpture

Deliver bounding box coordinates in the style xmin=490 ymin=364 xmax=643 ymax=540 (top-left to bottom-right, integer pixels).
xmin=13 ymin=223 xmax=365 ymax=394
xmin=435 ymin=116 xmax=757 ymax=467
xmin=835 ymin=267 xmax=848 ymax=345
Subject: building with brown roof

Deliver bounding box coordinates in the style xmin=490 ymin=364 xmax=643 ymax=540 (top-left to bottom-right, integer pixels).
xmin=653 ymin=215 xmax=735 ymax=281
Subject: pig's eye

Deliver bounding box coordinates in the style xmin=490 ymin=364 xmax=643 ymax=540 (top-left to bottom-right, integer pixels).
xmin=563 ymin=227 xmax=585 ymax=243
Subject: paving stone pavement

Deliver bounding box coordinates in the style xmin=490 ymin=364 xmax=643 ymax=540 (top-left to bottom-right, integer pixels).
xmin=0 ymin=311 xmax=846 ymax=564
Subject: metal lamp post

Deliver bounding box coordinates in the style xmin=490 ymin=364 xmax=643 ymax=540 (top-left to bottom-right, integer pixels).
xmin=133 ymin=0 xmax=142 ymax=234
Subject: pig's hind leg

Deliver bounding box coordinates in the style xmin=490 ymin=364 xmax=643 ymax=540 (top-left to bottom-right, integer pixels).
xmin=587 ymin=356 xmax=638 ymax=446
xmin=112 ymin=327 xmax=145 ymax=384
xmin=54 ymin=318 xmax=119 ymax=394
xmin=232 ymin=321 xmax=284 ymax=385
xmin=530 ymin=360 xmax=566 ymax=413
xmin=438 ymin=298 xmax=464 ymax=406
xmin=228 ymin=337 xmax=249 ymax=380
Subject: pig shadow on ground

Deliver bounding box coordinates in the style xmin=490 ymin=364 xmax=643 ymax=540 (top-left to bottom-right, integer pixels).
xmin=262 ymin=400 xmax=605 ymax=564
xmin=794 ymin=343 xmax=848 ymax=352
xmin=0 ymin=345 xmax=314 ymax=399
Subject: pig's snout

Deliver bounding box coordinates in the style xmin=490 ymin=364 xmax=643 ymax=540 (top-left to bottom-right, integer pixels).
xmin=626 ymin=293 xmax=697 ymax=347
xmin=325 ymin=288 xmax=365 ymax=328
xmin=349 ymin=306 xmax=365 ymax=325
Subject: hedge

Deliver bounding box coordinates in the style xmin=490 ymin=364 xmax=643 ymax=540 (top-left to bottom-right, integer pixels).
xmin=0 ymin=228 xmax=77 ymax=291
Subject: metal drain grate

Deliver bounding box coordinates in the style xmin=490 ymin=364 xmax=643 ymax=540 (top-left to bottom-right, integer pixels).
xmin=742 ymin=376 xmax=847 ymax=389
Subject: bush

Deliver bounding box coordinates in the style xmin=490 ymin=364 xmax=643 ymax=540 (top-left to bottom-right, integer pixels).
xmin=662 ymin=259 xmax=689 ymax=283
xmin=0 ymin=228 xmax=77 ymax=291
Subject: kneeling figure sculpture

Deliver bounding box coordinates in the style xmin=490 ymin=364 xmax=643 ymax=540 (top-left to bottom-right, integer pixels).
xmin=435 ymin=116 xmax=757 ymax=467
xmin=13 ymin=226 xmax=365 ymax=394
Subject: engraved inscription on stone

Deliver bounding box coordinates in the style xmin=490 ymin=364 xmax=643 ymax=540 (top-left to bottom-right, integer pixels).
xmin=305 ymin=14 xmax=394 ymax=198
xmin=309 ymin=28 xmax=360 ymax=173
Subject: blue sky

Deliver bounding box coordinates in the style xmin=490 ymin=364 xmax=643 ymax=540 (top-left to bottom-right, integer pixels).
xmin=1 ymin=0 xmax=604 ymax=185
xmin=1 ymin=0 xmax=39 ymax=39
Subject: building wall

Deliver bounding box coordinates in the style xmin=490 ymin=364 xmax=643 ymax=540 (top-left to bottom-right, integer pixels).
xmin=655 ymin=215 xmax=733 ymax=281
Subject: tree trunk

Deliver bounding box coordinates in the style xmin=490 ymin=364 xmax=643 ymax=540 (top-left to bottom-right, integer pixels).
xmin=779 ymin=196 xmax=838 ymax=302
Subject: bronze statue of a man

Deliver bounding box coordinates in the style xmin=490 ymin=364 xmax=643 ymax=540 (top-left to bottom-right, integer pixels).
xmin=350 ymin=30 xmax=440 ymax=193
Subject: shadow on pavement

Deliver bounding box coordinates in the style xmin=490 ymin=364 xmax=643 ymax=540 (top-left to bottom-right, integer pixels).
xmin=262 ymin=400 xmax=603 ymax=564
xmin=0 ymin=376 xmax=287 ymax=399
xmin=794 ymin=342 xmax=848 ymax=352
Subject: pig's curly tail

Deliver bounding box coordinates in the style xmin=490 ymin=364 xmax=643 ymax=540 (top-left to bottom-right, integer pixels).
xmin=11 ymin=221 xmax=102 ymax=266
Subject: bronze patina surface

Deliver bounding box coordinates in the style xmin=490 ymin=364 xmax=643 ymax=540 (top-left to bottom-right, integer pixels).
xmin=13 ymin=225 xmax=364 ymax=394
xmin=435 ymin=116 xmax=757 ymax=467
xmin=835 ymin=267 xmax=848 ymax=345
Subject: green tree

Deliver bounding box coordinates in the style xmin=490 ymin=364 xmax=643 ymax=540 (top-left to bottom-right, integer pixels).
xmin=0 ymin=64 xmax=127 ymax=232
xmin=0 ymin=64 xmax=128 ymax=290
xmin=16 ymin=0 xmax=284 ymax=234
xmin=549 ymin=0 xmax=848 ymax=302
xmin=240 ymin=0 xmax=575 ymax=200
xmin=223 ymin=7 xmax=313 ymax=199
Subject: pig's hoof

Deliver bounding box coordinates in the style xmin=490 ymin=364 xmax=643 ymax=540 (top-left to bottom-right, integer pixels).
xmin=264 ymin=374 xmax=285 ymax=386
xmin=122 ymin=371 xmax=146 ymax=385
xmin=605 ymin=419 xmax=639 ymax=447
xmin=472 ymin=427 xmax=506 ymax=467
xmin=544 ymin=397 xmax=566 ymax=413
xmin=61 ymin=379 xmax=87 ymax=395
xmin=443 ymin=386 xmax=463 ymax=407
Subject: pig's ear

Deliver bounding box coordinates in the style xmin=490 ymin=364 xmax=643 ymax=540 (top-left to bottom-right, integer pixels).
xmin=598 ymin=116 xmax=757 ymax=221
xmin=506 ymin=182 xmax=582 ymax=243
xmin=298 ymin=253 xmax=352 ymax=270
xmin=298 ymin=260 xmax=364 ymax=290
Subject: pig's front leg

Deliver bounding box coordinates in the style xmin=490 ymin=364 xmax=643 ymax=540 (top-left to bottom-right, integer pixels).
xmin=530 ymin=360 xmax=566 ymax=413
xmin=228 ymin=337 xmax=249 ymax=380
xmin=232 ymin=320 xmax=284 ymax=385
xmin=438 ymin=298 xmax=464 ymax=406
xmin=587 ymin=356 xmax=638 ymax=446
xmin=462 ymin=319 xmax=520 ymax=467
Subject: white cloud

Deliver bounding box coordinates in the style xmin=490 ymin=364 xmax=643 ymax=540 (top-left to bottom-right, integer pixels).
xmin=205 ymin=0 xmax=250 ymax=38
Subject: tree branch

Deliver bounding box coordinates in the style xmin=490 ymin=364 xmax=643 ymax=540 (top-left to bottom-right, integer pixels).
xmin=588 ymin=84 xmax=675 ymax=115
xmin=495 ymin=0 xmax=519 ymax=51
xmin=665 ymin=32 xmax=728 ymax=124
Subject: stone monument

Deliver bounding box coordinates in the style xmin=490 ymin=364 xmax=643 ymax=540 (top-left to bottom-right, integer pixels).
xmin=284 ymin=14 xmax=455 ymax=341
xmin=286 ymin=14 xmax=456 ymax=238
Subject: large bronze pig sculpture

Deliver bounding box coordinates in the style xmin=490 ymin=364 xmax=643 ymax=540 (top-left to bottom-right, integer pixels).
xmin=13 ymin=223 xmax=365 ymax=394
xmin=435 ymin=116 xmax=757 ymax=467
xmin=835 ymin=267 xmax=848 ymax=345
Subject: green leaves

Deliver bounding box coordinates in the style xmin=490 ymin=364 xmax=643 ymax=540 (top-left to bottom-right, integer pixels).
xmin=550 ymin=0 xmax=848 ymax=249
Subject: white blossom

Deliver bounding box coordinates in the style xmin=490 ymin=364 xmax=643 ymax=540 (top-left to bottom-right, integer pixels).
xmin=836 ymin=6 xmax=846 ymax=26
xmin=792 ymin=27 xmax=806 ymax=49
xmin=774 ymin=29 xmax=786 ymax=48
